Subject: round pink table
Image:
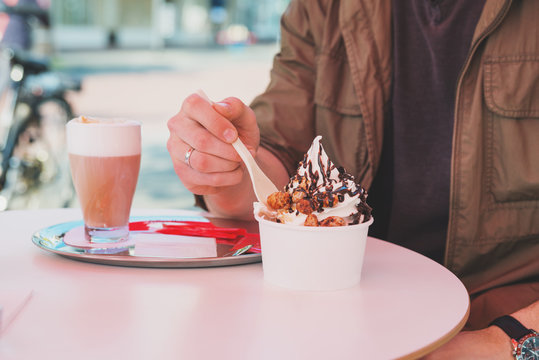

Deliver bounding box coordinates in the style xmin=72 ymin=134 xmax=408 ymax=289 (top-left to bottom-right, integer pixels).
xmin=0 ymin=208 xmax=469 ymax=360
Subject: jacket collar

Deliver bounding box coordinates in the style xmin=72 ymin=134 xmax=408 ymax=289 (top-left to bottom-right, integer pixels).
xmin=473 ymin=0 xmax=513 ymax=44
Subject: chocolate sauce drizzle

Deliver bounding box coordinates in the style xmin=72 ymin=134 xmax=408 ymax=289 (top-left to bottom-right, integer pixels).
xmin=285 ymin=141 xmax=371 ymax=222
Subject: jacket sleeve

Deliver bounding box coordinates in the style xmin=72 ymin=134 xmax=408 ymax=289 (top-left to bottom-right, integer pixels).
xmin=250 ymin=0 xmax=319 ymax=176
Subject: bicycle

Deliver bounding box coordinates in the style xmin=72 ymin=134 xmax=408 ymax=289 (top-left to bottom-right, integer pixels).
xmin=0 ymin=46 xmax=81 ymax=210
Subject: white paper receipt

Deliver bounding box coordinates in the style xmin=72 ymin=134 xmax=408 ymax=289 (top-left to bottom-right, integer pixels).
xmin=133 ymin=233 xmax=217 ymax=258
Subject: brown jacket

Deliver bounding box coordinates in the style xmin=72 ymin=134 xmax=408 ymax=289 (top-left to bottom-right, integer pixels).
xmin=252 ymin=0 xmax=539 ymax=301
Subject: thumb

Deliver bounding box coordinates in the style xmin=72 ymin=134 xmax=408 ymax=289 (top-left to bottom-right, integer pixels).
xmin=212 ymin=97 xmax=253 ymax=129
xmin=212 ymin=97 xmax=259 ymax=155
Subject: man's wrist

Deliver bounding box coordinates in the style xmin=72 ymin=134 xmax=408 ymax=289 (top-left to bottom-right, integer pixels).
xmin=489 ymin=308 xmax=539 ymax=360
xmin=203 ymin=182 xmax=257 ymax=220
xmin=487 ymin=324 xmax=516 ymax=355
xmin=512 ymin=301 xmax=539 ymax=331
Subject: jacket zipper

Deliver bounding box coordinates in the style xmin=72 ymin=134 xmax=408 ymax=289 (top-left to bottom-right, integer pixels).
xmin=445 ymin=0 xmax=513 ymax=267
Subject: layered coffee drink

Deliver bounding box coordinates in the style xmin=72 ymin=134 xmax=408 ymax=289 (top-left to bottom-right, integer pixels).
xmin=66 ymin=116 xmax=141 ymax=244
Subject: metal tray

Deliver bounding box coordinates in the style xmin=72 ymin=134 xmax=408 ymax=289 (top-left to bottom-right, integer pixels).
xmin=32 ymin=215 xmax=261 ymax=268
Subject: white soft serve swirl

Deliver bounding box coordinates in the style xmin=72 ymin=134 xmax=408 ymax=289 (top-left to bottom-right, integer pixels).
xmin=255 ymin=136 xmax=364 ymax=225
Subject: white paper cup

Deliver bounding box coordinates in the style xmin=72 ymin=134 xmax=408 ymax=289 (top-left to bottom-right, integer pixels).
xmin=255 ymin=215 xmax=374 ymax=291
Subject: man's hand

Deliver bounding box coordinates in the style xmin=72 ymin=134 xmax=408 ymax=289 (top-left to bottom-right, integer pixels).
xmin=167 ymin=94 xmax=259 ymax=196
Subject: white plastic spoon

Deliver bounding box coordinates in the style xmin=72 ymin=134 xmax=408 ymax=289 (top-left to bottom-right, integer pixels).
xmin=196 ymin=90 xmax=278 ymax=205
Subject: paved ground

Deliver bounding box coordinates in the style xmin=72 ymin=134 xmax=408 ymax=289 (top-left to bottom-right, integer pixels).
xmin=59 ymin=44 xmax=277 ymax=210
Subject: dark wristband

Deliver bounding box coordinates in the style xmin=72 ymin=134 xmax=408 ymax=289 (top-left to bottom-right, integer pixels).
xmin=490 ymin=315 xmax=531 ymax=341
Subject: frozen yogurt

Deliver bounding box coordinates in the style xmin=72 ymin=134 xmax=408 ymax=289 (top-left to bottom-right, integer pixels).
xmin=254 ymin=136 xmax=371 ymax=226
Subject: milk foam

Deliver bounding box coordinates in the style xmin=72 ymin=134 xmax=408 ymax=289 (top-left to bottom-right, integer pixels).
xmin=66 ymin=116 xmax=141 ymax=157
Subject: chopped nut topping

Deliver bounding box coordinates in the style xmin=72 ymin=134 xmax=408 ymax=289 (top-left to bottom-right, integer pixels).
xmin=320 ymin=216 xmax=346 ymax=227
xmin=267 ymin=191 xmax=291 ymax=210
xmin=295 ymin=198 xmax=314 ymax=214
xmin=304 ymin=214 xmax=319 ymax=226
xmin=291 ymin=190 xmax=306 ymax=203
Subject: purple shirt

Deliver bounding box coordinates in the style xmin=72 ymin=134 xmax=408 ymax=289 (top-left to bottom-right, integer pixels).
xmin=368 ymin=0 xmax=485 ymax=263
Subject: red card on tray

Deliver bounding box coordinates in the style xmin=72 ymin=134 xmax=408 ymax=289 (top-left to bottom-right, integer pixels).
xmin=129 ymin=220 xmax=261 ymax=253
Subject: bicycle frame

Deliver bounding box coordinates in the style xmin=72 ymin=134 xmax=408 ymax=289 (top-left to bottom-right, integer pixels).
xmin=0 ymin=50 xmax=27 ymax=189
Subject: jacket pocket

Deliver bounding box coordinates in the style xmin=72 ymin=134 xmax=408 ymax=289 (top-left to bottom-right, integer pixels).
xmin=484 ymin=56 xmax=539 ymax=203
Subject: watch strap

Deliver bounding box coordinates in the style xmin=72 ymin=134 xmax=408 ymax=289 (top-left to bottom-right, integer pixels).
xmin=490 ymin=315 xmax=531 ymax=341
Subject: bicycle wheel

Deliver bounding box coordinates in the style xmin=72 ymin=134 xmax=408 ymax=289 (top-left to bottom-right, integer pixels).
xmin=5 ymin=96 xmax=75 ymax=209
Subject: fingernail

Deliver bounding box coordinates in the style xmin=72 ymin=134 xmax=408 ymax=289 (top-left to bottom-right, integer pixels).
xmin=215 ymin=102 xmax=230 ymax=111
xmin=223 ymin=128 xmax=237 ymax=142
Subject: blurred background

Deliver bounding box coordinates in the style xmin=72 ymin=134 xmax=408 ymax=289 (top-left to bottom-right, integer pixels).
xmin=0 ymin=0 xmax=289 ymax=212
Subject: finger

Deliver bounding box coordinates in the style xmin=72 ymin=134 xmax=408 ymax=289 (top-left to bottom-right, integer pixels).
xmin=212 ymin=97 xmax=256 ymax=132
xmin=189 ymin=149 xmax=242 ymax=174
xmin=171 ymin=156 xmax=245 ymax=190
xmin=167 ymin=135 xmax=240 ymax=174
xmin=212 ymin=97 xmax=258 ymax=157
xmin=188 ymin=166 xmax=245 ymax=188
xmin=181 ymin=93 xmax=238 ymax=143
xmin=169 ymin=117 xmax=240 ymax=162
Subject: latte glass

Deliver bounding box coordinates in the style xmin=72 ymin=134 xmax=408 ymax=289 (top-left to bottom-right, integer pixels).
xmin=66 ymin=116 xmax=141 ymax=244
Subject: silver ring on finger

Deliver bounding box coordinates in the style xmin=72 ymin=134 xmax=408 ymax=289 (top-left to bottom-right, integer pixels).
xmin=184 ymin=147 xmax=195 ymax=168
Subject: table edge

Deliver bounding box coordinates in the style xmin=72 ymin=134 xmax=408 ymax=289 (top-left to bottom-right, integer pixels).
xmin=396 ymin=299 xmax=470 ymax=360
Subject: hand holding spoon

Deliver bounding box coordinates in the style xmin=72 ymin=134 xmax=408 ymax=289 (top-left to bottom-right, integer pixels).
xmin=196 ymin=90 xmax=278 ymax=205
